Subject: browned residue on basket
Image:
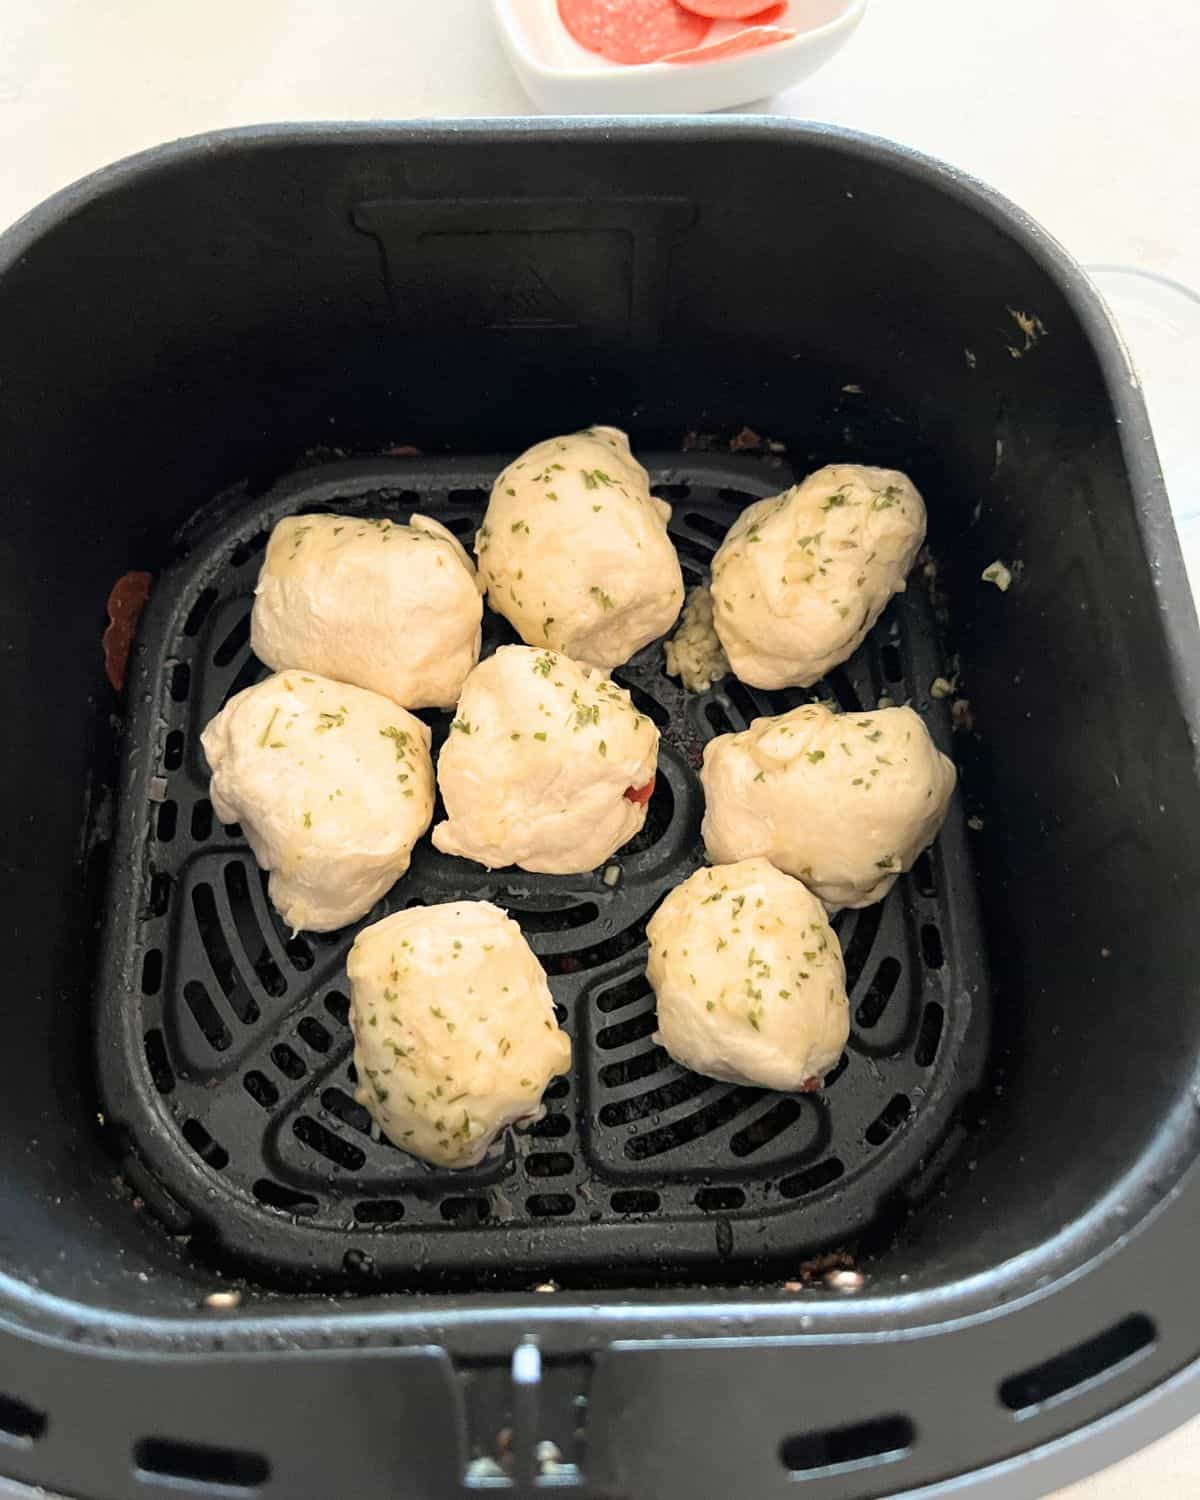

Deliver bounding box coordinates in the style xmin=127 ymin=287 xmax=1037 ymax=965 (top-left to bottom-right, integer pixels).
xmin=792 ymin=1248 xmax=856 ymax=1284
xmin=102 ymin=570 xmax=153 ymax=693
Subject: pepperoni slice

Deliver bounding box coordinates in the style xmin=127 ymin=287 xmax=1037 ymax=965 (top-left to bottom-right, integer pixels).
xmin=675 ymin=0 xmax=781 ymax=16
xmin=662 ymin=23 xmax=795 ymax=62
xmin=102 ymin=570 xmax=153 ymax=693
xmin=624 ymin=775 xmax=656 ymax=806
xmin=557 ymin=0 xmax=710 ymax=64
xmin=800 ymin=1076 xmax=823 ymax=1093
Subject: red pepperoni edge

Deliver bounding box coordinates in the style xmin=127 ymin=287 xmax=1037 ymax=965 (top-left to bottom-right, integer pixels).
xmin=557 ymin=0 xmax=710 ymax=65
xmin=661 ymin=24 xmax=795 ymax=63
xmin=102 ymin=571 xmax=153 ymax=693
xmin=624 ymin=775 xmax=657 ymax=806
xmin=800 ymin=1076 xmax=823 ymax=1093
xmin=676 ymin=0 xmax=782 ymax=17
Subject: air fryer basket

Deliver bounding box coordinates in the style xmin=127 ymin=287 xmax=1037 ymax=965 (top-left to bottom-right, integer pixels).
xmin=98 ymin=453 xmax=986 ymax=1285
xmin=2 ymin=120 xmax=1200 ymax=1500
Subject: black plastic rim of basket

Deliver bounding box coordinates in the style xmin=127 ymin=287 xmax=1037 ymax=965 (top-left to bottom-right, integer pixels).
xmin=94 ymin=452 xmax=990 ymax=1287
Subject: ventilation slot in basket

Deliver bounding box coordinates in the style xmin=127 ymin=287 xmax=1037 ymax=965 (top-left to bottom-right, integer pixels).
xmin=321 ymin=1087 xmax=371 ymax=1134
xmin=914 ymin=1003 xmax=945 ymax=1067
xmin=920 ymin=922 xmax=945 ymax=970
xmin=779 ymin=1414 xmax=914 ymax=1477
xmin=600 ymin=1072 xmax=713 ymax=1126
xmin=193 ymin=882 xmax=259 ymax=1023
xmin=856 ymin=957 xmax=902 ymax=1029
xmin=141 ymin=949 xmax=163 ymax=996
xmin=156 ymin=800 xmax=177 ymax=842
xmin=297 ymin=1016 xmax=331 ymax=1052
xmin=999 ymin=1315 xmax=1156 ymax=1415
xmin=243 ymin=1071 xmax=278 ymax=1109
xmin=729 ymin=1098 xmax=804 ymax=1157
xmin=441 ymin=1196 xmax=489 ymax=1224
xmin=324 ymin=991 xmax=350 ymax=1027
xmin=611 ymin=1189 xmax=660 ymax=1215
xmin=163 ymin=730 xmax=184 ymax=772
xmin=866 ymin=1094 xmax=912 ymax=1147
xmin=183 ymin=586 xmax=218 ymax=637
xmin=134 ymin=1436 xmax=270 ymax=1490
xmin=270 ymin=1043 xmax=306 ymax=1080
xmin=625 ymin=1087 xmax=760 ymax=1160
xmin=184 ymin=981 xmax=231 ymax=1052
xmin=294 ymin=1117 xmax=365 ymax=1172
xmin=252 ymin=1179 xmax=317 ymax=1216
xmin=779 ymin=1158 xmax=844 ymax=1199
xmin=527 ymin=1193 xmax=574 ymax=1217
xmin=526 ymin=1152 xmax=573 ymax=1178
xmin=225 ymin=861 xmax=286 ymax=997
xmin=0 ymin=1392 xmax=47 ymax=1444
xmin=181 ymin=1118 xmax=229 ymax=1171
xmin=356 ymin=1199 xmax=406 ymax=1225
xmin=695 ymin=1186 xmax=745 ymax=1211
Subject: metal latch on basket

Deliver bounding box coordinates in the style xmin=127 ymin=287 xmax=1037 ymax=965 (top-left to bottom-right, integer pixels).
xmin=465 ymin=1338 xmax=589 ymax=1494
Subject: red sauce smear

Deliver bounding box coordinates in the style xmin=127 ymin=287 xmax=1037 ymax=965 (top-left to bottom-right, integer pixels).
xmin=102 ymin=571 xmax=153 ymax=692
xmin=624 ymin=775 xmax=656 ymax=806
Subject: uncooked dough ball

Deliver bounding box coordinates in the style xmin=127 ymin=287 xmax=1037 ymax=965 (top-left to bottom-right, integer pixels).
xmin=475 ymin=427 xmax=685 ymax=669
xmin=201 ymin=671 xmax=434 ymax=932
xmin=432 ymin=644 xmax=659 ymax=874
xmin=251 ymin=512 xmax=482 ymax=710
xmin=347 ymin=901 xmax=571 ymax=1168
xmin=710 ymin=465 xmax=926 ymax=689
xmin=702 ymin=701 xmax=956 ymax=909
xmin=646 ymin=858 xmax=848 ymax=1092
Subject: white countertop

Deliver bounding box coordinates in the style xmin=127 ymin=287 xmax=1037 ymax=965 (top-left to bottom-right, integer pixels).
xmin=1 ymin=2 xmax=1197 ymax=1493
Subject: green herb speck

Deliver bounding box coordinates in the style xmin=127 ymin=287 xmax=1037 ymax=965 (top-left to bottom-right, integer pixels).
xmin=258 ymin=708 xmax=280 ymax=748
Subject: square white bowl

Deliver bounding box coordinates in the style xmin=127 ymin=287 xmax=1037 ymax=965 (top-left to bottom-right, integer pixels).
xmin=491 ymin=0 xmax=868 ymax=115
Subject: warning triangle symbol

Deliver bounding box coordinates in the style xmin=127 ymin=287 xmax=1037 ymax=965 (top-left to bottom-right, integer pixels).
xmin=488 ymin=261 xmax=576 ymax=329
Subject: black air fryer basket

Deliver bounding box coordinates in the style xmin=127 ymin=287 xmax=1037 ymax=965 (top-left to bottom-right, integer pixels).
xmin=1 ymin=120 xmax=1199 ymax=1500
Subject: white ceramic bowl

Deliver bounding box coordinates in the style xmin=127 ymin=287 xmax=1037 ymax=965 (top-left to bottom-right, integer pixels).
xmin=491 ymin=0 xmax=868 ymax=114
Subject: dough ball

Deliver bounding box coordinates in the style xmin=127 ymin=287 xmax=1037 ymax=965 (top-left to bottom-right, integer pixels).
xmin=201 ymin=671 xmax=434 ymax=932
xmin=702 ymin=701 xmax=956 ymax=909
xmin=646 ymin=858 xmax=848 ymax=1092
xmin=710 ymin=465 xmax=926 ymax=689
xmin=347 ymin=901 xmax=571 ymax=1168
xmin=475 ymin=427 xmax=684 ymax=670
xmin=251 ymin=512 xmax=483 ymax=710
xmin=432 ymin=644 xmax=659 ymax=874
xmin=664 ymin=583 xmax=730 ymax=693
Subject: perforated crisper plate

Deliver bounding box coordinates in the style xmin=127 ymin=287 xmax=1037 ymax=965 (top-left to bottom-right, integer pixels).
xmin=96 ymin=454 xmax=989 ymax=1287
